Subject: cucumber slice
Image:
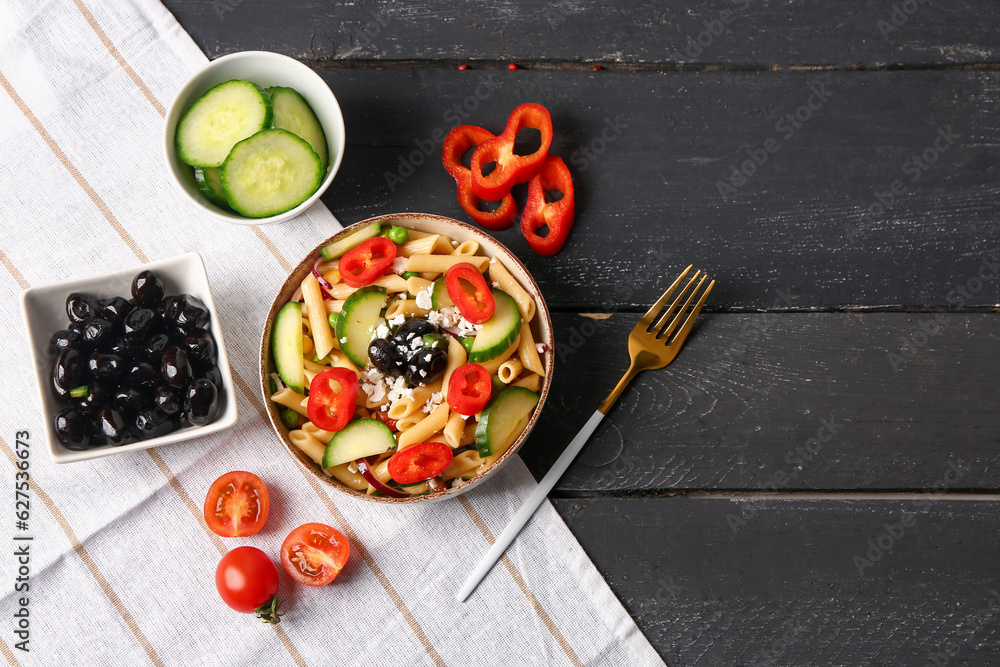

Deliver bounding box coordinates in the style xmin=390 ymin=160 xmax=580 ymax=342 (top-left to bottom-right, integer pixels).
xmin=335 ymin=286 xmax=387 ymax=367
xmin=221 ymin=129 xmax=323 ymax=218
xmin=468 ymin=290 xmax=521 ymax=364
xmin=267 ymin=86 xmax=329 ymax=170
xmin=323 ymin=418 xmax=397 ymax=468
xmin=430 ymin=278 xmax=454 ymax=310
xmin=194 ymin=167 xmax=230 ymax=209
xmin=475 ymin=386 xmax=540 ymax=457
xmin=320 ymin=221 xmax=382 ymax=260
xmin=272 ymin=302 xmax=305 ymax=393
xmin=176 ymin=80 xmax=273 ymax=168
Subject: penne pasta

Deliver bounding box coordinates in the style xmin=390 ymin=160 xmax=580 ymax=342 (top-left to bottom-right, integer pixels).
xmin=302 ymin=273 xmax=336 ymax=359
xmin=489 ymin=257 xmax=536 ymax=322
xmin=443 ymin=412 xmax=466 ymax=448
xmin=328 ymin=463 xmax=368 ymax=491
xmin=397 ymin=402 xmax=450 ymax=449
xmin=395 ymin=412 xmax=423 ymax=431
xmin=441 ymin=335 xmax=467 ymax=399
xmin=272 ymin=387 xmax=309 ymax=416
xmin=385 ymin=299 xmax=431 ymax=320
xmin=498 ymin=357 xmax=523 ymax=384
xmin=479 ymin=334 xmax=521 ymax=375
xmin=405 ymin=276 xmax=433 ymax=295
xmin=289 ymin=429 xmax=326 ymax=464
xmin=397 ymin=235 xmax=441 ymax=257
xmin=404 ymin=254 xmax=489 ymax=274
xmin=517 ymin=320 xmax=546 ymax=376
xmin=442 ymin=449 xmax=485 ymax=480
xmin=451 ymin=240 xmax=480 ymax=256
xmin=301 ymin=421 xmax=335 ymax=443
xmin=511 ymin=372 xmax=542 ymax=392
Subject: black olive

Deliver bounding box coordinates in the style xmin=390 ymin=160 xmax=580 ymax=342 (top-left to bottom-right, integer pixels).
xmin=129 ymin=360 xmax=160 ymax=391
xmin=54 ymin=409 xmax=91 ymax=450
xmin=112 ymin=386 xmax=145 ymax=417
xmin=152 ymin=385 xmax=182 ymax=415
xmin=75 ymin=383 xmax=107 ymax=413
xmin=53 ymin=348 xmax=85 ymax=390
xmin=184 ymin=379 xmax=218 ymax=426
xmin=161 ymin=345 xmax=193 ymax=388
xmin=82 ymin=318 xmax=116 ymax=350
xmin=122 ymin=307 xmax=158 ymax=341
xmin=67 ymin=321 xmax=85 ymax=335
xmin=144 ymin=332 xmax=171 ymax=361
xmin=160 ymin=295 xmax=179 ymax=318
xmin=131 ymin=270 xmax=165 ymax=307
xmin=405 ymin=348 xmax=448 ymax=386
xmin=198 ymin=365 xmax=222 ymax=388
xmin=133 ymin=407 xmax=177 ymax=439
xmin=369 ymin=338 xmax=407 ymax=375
xmin=182 ymin=329 xmax=216 ymax=368
xmin=108 ymin=336 xmax=141 ymax=359
xmin=169 ymin=294 xmax=210 ymax=330
xmin=88 ymin=351 xmax=126 ymax=378
xmin=391 ymin=318 xmax=440 ymax=347
xmin=96 ymin=404 xmax=132 ymax=446
xmin=66 ymin=293 xmax=99 ymax=323
xmin=48 ymin=329 xmax=82 ymax=357
xmin=99 ymin=296 xmax=132 ymax=325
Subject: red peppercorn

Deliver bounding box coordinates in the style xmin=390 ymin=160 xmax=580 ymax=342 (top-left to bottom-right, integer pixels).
xmin=457 ymin=64 xmax=468 ymax=70
xmin=592 ymin=64 xmax=602 ymax=70
xmin=507 ymin=63 xmax=518 ymax=70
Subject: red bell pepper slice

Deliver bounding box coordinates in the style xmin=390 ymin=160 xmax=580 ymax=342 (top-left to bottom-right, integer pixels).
xmin=442 ymin=125 xmax=518 ymax=230
xmin=521 ymin=155 xmax=575 ymax=256
xmin=339 ymin=237 xmax=397 ymax=287
xmin=445 ymin=263 xmax=495 ymax=324
xmin=307 ymin=368 xmax=359 ymax=433
xmin=446 ymin=363 xmax=492 ymax=415
xmin=387 ymin=442 xmax=454 ymax=484
xmin=470 ymin=103 xmax=553 ymax=201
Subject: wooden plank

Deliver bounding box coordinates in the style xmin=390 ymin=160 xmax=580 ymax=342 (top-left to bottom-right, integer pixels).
xmin=525 ymin=313 xmax=1000 ymax=493
xmin=164 ymin=0 xmax=1000 ymax=68
xmin=554 ymin=496 xmax=1000 ymax=666
xmin=310 ymin=68 xmax=1000 ymax=310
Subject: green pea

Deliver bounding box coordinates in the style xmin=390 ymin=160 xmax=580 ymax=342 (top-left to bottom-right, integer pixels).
xmin=279 ymin=408 xmax=300 ymax=429
xmin=328 ymin=311 xmax=341 ymax=330
xmin=402 ymin=271 xmax=420 ymax=280
xmin=385 ymin=226 xmax=409 ymax=244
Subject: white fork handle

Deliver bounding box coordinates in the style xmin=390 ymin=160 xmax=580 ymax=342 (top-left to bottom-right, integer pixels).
xmin=456 ymin=409 xmax=606 ymax=602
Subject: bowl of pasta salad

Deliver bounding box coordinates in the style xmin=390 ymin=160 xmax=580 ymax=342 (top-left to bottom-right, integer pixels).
xmin=259 ymin=213 xmax=554 ymax=502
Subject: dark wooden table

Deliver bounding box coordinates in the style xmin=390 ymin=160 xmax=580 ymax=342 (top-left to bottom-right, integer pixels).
xmin=162 ymin=2 xmax=1000 ymax=664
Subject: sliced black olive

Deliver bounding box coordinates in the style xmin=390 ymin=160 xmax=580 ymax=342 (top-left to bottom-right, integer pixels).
xmin=53 ymin=348 xmax=85 ymax=389
xmin=405 ymin=348 xmax=448 ymax=386
xmin=66 ymin=293 xmax=99 ymax=323
xmin=152 ymin=385 xmax=182 ymax=415
xmin=122 ymin=307 xmax=158 ymax=341
xmin=82 ymin=318 xmax=116 ymax=351
xmin=48 ymin=329 xmax=82 ymax=357
xmin=131 ymin=270 xmax=165 ymax=307
xmin=369 ymin=338 xmax=407 ymax=375
xmin=54 ymin=409 xmax=91 ymax=450
xmin=88 ymin=351 xmax=126 ymax=378
xmin=182 ymin=329 xmax=216 ymax=368
xmin=99 ymin=296 xmax=133 ymax=326
xmin=184 ymin=379 xmax=218 ymax=426
xmin=96 ymin=404 xmax=132 ymax=446
xmin=161 ymin=345 xmax=193 ymax=388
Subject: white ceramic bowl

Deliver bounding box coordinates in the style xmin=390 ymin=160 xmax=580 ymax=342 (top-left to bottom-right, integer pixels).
xmin=163 ymin=51 xmax=346 ymax=225
xmin=259 ymin=213 xmax=555 ymax=503
xmin=21 ymin=253 xmax=238 ymax=463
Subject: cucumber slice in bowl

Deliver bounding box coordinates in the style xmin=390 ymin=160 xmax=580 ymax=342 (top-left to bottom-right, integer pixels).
xmin=194 ymin=167 xmax=230 ymax=209
xmin=221 ymin=129 xmax=324 ymax=218
xmin=267 ymin=86 xmax=329 ymax=170
xmin=475 ymin=386 xmax=541 ymax=457
xmin=323 ymin=418 xmax=397 ymax=468
xmin=335 ymin=286 xmax=387 ymax=367
xmin=176 ymin=80 xmax=273 ymax=168
xmin=468 ymin=289 xmax=521 ymax=364
xmin=320 ymin=220 xmax=381 ymax=260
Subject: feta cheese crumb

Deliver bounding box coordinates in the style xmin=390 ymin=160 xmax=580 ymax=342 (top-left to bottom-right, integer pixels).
xmin=340 ymin=337 xmax=348 ymax=344
xmin=388 ymin=314 xmax=405 ymax=328
xmin=451 ymin=240 xmax=459 ymax=246
xmin=422 ymin=391 xmax=445 ymax=414
xmin=373 ymin=323 xmax=390 ymax=341
xmin=410 ymin=337 xmax=424 ymax=351
xmin=392 ymin=257 xmax=407 ymax=274
xmin=414 ymin=288 xmax=433 ymax=310
xmin=419 ymin=369 xmax=427 ymax=378
xmin=492 ymin=281 xmax=500 ymax=288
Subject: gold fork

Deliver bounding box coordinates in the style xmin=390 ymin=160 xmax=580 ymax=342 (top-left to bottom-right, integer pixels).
xmin=457 ymin=265 xmax=715 ymax=602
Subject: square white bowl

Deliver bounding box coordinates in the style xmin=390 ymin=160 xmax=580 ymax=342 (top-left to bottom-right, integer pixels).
xmin=21 ymin=253 xmax=238 ymax=463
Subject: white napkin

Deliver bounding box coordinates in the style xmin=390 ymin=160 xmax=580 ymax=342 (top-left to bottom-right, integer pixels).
xmin=0 ymin=1 xmax=664 ymax=664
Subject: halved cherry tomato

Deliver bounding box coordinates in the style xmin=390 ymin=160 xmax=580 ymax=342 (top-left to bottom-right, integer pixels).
xmin=388 ymin=442 xmax=454 ymax=484
xmin=307 ymin=367 xmax=358 ymax=433
xmin=280 ymin=523 xmax=351 ymax=587
xmin=446 ymin=363 xmax=492 ymax=415
xmin=445 ymin=263 xmax=495 ymax=324
xmin=203 ymin=471 xmax=270 ymax=537
xmin=339 ymin=237 xmax=397 ymax=287
xmin=216 ymin=546 xmax=282 ymax=623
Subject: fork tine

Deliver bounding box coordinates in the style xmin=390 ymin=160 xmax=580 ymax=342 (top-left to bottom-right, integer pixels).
xmin=638 ymin=265 xmax=692 ymax=328
xmin=649 ymin=270 xmax=702 ymax=334
xmin=657 ymin=274 xmax=707 ymax=340
xmin=665 ymin=279 xmax=715 ymax=349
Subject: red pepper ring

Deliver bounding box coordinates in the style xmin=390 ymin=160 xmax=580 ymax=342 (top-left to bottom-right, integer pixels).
xmin=470 ymin=103 xmax=553 ymax=201
xmin=307 ymin=368 xmax=359 ymax=433
xmin=339 ymin=237 xmax=397 ymax=287
xmin=442 ymin=126 xmax=518 ymax=230
xmin=445 ymin=263 xmax=495 ymax=324
xmin=521 ymin=155 xmax=576 ymax=257
xmin=387 ymin=442 xmax=454 ymax=484
xmin=446 ymin=363 xmax=492 ymax=415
